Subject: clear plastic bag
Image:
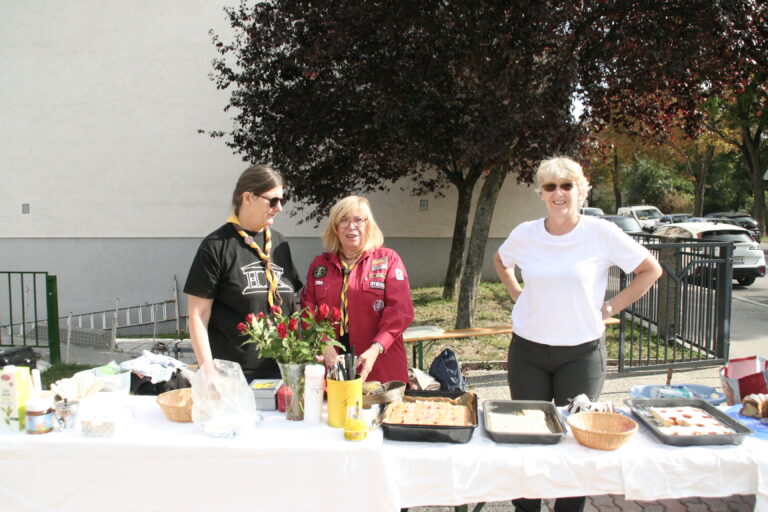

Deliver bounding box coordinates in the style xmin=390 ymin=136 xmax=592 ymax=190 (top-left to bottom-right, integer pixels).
xmin=191 ymin=360 xmax=259 ymax=438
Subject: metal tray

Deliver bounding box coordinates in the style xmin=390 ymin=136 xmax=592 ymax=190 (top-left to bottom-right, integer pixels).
xmin=483 ymin=400 xmax=566 ymax=444
xmin=625 ymin=398 xmax=753 ymax=446
xmin=381 ymin=390 xmax=478 ymax=443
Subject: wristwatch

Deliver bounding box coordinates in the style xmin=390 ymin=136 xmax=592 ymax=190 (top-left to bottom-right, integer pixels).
xmin=372 ymin=342 xmax=384 ymax=354
xmin=604 ymin=301 xmax=614 ymax=315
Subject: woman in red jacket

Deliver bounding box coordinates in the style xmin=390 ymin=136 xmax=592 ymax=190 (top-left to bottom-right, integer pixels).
xmin=301 ymin=196 xmax=414 ymax=383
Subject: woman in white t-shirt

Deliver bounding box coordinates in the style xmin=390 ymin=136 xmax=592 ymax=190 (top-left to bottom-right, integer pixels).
xmin=493 ymin=157 xmax=662 ymax=512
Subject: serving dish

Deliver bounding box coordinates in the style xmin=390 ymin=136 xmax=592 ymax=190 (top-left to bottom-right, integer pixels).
xmin=482 ymin=400 xmax=565 ymax=444
xmin=381 ymin=390 xmax=477 ymax=443
xmin=629 ymin=384 xmax=726 ymax=405
xmin=625 ymin=398 xmax=752 ymax=446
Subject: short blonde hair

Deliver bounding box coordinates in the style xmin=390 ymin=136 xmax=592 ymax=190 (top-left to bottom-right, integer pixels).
xmin=534 ymin=157 xmax=591 ymax=205
xmin=322 ymin=196 xmax=384 ymax=253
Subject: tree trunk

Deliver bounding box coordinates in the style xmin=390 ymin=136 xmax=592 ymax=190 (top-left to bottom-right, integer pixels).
xmin=442 ymin=180 xmax=476 ymax=299
xmin=455 ymin=166 xmax=507 ymax=329
xmin=693 ymin=146 xmax=715 ymax=217
xmin=740 ymin=125 xmax=766 ymax=237
xmin=612 ymin=149 xmax=622 ymax=211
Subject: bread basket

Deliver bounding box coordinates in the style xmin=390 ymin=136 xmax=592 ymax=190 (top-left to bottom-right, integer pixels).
xmin=567 ymin=411 xmax=637 ymax=450
xmin=363 ymin=381 xmax=406 ymax=408
xmin=157 ymin=388 xmax=193 ymax=422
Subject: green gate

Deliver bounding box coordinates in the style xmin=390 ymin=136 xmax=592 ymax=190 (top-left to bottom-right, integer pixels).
xmin=0 ymin=271 xmax=61 ymax=364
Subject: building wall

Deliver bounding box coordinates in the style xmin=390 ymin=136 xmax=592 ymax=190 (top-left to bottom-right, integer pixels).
xmin=0 ymin=2 xmax=545 ymax=316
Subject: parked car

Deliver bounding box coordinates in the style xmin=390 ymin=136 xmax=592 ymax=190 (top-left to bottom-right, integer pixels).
xmin=654 ymin=222 xmax=766 ymax=286
xmin=580 ymin=206 xmax=605 ymax=216
xmin=657 ymin=213 xmax=692 ymax=226
xmin=705 ymin=212 xmax=760 ymax=241
xmin=616 ymin=205 xmax=663 ymax=232
xmin=600 ymin=215 xmax=644 ymax=234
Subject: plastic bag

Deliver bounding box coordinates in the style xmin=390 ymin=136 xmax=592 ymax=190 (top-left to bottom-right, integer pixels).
xmin=720 ymin=355 xmax=768 ymax=405
xmin=428 ymin=348 xmax=468 ymax=392
xmin=191 ymin=360 xmax=258 ymax=438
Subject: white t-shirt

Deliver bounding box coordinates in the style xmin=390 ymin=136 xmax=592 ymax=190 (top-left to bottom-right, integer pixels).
xmin=497 ymin=215 xmax=650 ymax=346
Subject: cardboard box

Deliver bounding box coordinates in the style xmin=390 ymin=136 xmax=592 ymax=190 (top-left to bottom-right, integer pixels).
xmin=0 ymin=365 xmax=32 ymax=432
xmin=251 ymin=379 xmax=281 ymax=411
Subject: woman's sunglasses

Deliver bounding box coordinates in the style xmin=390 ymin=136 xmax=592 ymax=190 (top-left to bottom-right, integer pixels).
xmin=257 ymin=193 xmax=288 ymax=208
xmin=542 ymin=182 xmax=574 ymax=192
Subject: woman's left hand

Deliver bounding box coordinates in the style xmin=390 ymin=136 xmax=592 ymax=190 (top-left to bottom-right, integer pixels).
xmin=356 ymin=346 xmax=380 ymax=381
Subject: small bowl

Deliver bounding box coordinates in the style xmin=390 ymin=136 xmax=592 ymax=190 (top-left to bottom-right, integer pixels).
xmin=567 ymin=411 xmax=638 ymax=450
xmin=156 ymin=388 xmax=193 ymax=422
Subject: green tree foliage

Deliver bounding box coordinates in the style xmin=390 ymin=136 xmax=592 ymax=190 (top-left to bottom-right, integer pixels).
xmin=622 ymin=157 xmax=692 ymax=212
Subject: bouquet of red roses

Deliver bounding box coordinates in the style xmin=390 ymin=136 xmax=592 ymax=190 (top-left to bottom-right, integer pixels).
xmin=238 ymin=304 xmax=344 ymax=364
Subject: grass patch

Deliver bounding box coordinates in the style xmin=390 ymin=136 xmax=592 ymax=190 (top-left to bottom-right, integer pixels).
xmin=409 ymin=282 xmax=693 ymax=365
xmin=41 ymin=363 xmax=91 ymax=389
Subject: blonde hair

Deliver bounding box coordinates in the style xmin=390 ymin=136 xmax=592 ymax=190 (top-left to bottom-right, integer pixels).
xmin=322 ymin=196 xmax=384 ymax=253
xmin=534 ymin=157 xmax=591 ymax=205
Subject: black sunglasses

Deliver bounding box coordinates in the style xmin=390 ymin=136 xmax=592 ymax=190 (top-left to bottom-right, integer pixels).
xmin=256 ymin=193 xmax=288 ymax=208
xmin=542 ymin=182 xmax=574 ymax=192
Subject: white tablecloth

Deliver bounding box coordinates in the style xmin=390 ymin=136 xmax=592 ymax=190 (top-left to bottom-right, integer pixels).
xmin=1 ymin=395 xmax=766 ymax=512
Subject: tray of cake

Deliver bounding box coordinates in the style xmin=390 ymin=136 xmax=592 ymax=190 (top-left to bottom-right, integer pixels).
xmin=381 ymin=390 xmax=478 ymax=443
xmin=482 ymin=400 xmax=566 ymax=444
xmin=625 ymin=398 xmax=752 ymax=446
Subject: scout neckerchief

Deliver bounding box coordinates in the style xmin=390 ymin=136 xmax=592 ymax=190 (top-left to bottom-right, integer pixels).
xmin=227 ymin=213 xmax=282 ymax=308
xmin=338 ymin=253 xmax=361 ymax=336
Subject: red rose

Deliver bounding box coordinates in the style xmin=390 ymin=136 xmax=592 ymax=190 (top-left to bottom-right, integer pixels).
xmin=288 ymin=317 xmax=299 ymax=331
xmin=236 ymin=322 xmax=248 ymax=333
xmin=277 ymin=323 xmax=288 ymax=338
xmin=330 ymin=306 xmax=341 ymax=322
xmin=245 ymin=313 xmax=255 ymax=323
xmin=257 ymin=312 xmax=265 ymax=320
xmin=317 ymin=303 xmax=330 ymax=320
xmin=271 ymin=305 xmax=282 ymax=315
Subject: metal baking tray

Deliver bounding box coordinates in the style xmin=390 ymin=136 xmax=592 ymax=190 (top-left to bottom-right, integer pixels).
xmin=381 ymin=390 xmax=478 ymax=443
xmin=625 ymin=398 xmax=753 ymax=446
xmin=483 ymin=400 xmax=566 ymax=444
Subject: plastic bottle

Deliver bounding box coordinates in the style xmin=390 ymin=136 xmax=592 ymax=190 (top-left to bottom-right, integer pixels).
xmin=303 ymin=364 xmax=325 ymax=424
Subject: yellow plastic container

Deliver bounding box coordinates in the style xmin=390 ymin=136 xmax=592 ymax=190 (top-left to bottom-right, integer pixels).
xmin=344 ymin=416 xmax=369 ymax=441
xmin=326 ymin=377 xmax=362 ymax=428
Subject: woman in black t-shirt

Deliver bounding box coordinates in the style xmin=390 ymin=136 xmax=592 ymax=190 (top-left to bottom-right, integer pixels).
xmin=184 ymin=165 xmax=302 ymax=380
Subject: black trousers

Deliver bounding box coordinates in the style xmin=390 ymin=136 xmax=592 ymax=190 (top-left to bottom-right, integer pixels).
xmin=507 ymin=333 xmax=606 ymax=512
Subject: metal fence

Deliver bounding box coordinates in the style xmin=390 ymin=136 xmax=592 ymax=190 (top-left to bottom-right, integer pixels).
xmin=0 ymin=271 xmax=61 ymax=364
xmin=607 ymin=235 xmax=732 ymax=372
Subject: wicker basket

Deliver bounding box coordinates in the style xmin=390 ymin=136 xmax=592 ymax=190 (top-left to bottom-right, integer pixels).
xmin=157 ymin=388 xmax=193 ymax=423
xmin=363 ymin=381 xmax=406 ymax=408
xmin=567 ymin=411 xmax=637 ymax=450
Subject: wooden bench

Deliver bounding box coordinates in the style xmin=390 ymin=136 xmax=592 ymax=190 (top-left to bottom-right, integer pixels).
xmin=403 ymin=317 xmax=620 ymax=370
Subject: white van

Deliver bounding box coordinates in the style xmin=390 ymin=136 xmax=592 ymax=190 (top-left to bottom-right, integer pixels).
xmin=616 ymin=205 xmax=663 ymax=232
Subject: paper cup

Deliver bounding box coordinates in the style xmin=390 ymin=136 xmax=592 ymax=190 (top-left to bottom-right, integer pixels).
xmin=326 ymin=377 xmax=362 ymax=428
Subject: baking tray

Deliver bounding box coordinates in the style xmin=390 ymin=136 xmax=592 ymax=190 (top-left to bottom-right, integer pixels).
xmin=624 ymin=398 xmax=753 ymax=446
xmin=483 ymin=400 xmax=566 ymax=444
xmin=381 ymin=390 xmax=478 ymax=443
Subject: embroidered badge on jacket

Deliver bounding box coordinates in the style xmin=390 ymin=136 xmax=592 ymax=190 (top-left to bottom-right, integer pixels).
xmin=369 ymin=272 xmax=386 ymax=280
xmin=395 ymin=268 xmax=404 ymax=281
xmin=313 ymin=265 xmax=327 ymax=278
xmin=373 ymin=299 xmax=385 ymax=312
xmin=370 ymin=281 xmax=385 ymax=290
xmin=371 ymin=257 xmax=388 ymax=271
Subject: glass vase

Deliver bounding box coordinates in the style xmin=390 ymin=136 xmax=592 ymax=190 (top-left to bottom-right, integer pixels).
xmin=278 ymin=362 xmax=306 ymax=421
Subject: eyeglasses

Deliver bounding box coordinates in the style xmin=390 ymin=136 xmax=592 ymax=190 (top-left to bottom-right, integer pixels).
xmin=256 ymin=194 xmax=288 ymax=208
xmin=338 ymin=216 xmax=368 ymax=228
xmin=542 ymin=182 xmax=574 ymax=192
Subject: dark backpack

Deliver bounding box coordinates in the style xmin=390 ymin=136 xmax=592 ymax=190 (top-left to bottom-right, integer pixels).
xmin=428 ymin=348 xmax=468 ymax=392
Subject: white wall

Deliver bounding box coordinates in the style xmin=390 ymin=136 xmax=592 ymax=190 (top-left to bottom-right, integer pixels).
xmin=1 ymin=1 xmax=542 ymax=241
xmin=0 ymin=2 xmax=544 ymax=317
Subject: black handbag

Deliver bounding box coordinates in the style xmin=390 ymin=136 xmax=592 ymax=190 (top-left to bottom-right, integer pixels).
xmin=428 ymin=348 xmax=468 ymax=392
